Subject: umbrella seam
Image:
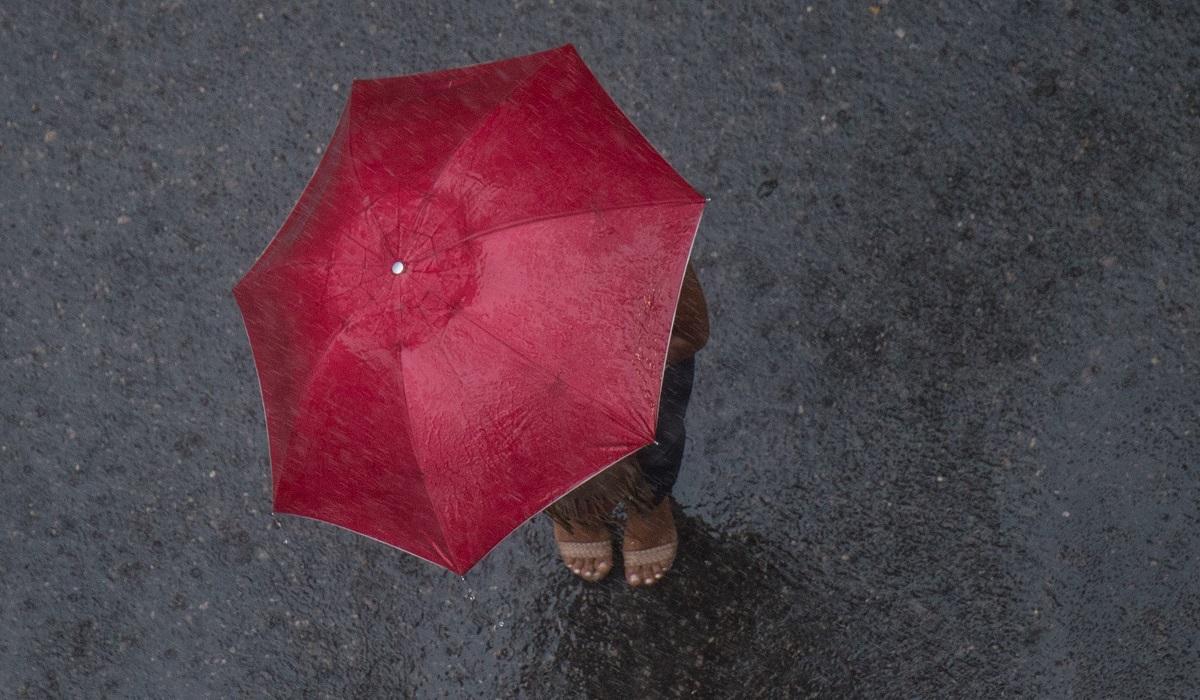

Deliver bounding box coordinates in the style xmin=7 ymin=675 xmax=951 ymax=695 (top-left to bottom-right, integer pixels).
xmin=271 ymin=306 xmax=460 ymax=571
xmin=393 ymin=340 xmax=457 ymax=570
xmin=409 ymin=197 xmax=705 ymax=264
xmin=274 ymin=304 xmax=404 ymax=485
xmin=347 ymin=87 xmax=403 ymax=261
xmin=403 ymin=50 xmax=560 ymax=251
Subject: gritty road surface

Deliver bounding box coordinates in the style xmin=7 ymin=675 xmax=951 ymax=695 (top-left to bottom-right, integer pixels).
xmin=2 ymin=2 xmax=1198 ymax=697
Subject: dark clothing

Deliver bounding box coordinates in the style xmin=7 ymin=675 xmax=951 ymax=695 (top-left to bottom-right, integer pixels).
xmin=636 ymin=355 xmax=697 ymax=505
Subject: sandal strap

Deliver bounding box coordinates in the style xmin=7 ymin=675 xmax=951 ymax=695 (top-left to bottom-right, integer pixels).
xmin=622 ymin=541 xmax=677 ymax=567
xmin=557 ymin=540 xmax=613 ymax=558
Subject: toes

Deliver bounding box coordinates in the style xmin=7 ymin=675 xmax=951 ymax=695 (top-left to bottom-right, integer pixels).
xmin=631 ymin=562 xmax=666 ymax=585
xmin=563 ymin=553 xmax=615 ymax=581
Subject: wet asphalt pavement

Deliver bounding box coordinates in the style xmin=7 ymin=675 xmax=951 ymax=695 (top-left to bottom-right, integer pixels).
xmin=3 ymin=2 xmax=1199 ymax=697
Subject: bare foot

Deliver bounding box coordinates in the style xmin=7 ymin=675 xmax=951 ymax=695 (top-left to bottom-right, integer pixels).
xmin=552 ymin=518 xmax=613 ymax=582
xmin=621 ymin=497 xmax=678 ymax=587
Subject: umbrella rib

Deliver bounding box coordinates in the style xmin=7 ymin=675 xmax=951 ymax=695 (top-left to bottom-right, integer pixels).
xmin=338 ymin=191 xmax=401 ymax=262
xmin=346 ymin=91 xmax=400 ymax=261
xmin=252 ymin=259 xmax=376 ymax=275
xmin=402 ymin=52 xmax=558 ymax=245
xmin=450 ymin=306 xmax=646 ymax=444
xmin=275 ymin=301 xmax=409 ymax=516
xmin=408 ymin=197 xmax=704 ymax=265
xmin=409 ymin=300 xmax=507 ymax=566
xmin=393 ymin=334 xmax=456 ymax=570
xmin=246 ymin=195 xmax=393 ymax=280
xmin=247 ymin=257 xmax=391 ymax=311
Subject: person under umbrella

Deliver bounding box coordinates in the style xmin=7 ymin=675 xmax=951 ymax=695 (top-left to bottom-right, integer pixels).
xmin=233 ymin=44 xmax=711 ymax=578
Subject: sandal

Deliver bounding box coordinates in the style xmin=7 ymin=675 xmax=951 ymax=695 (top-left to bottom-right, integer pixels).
xmin=622 ymin=496 xmax=678 ymax=587
xmin=552 ymin=520 xmax=613 ymax=581
xmin=546 ymin=455 xmax=650 ymax=582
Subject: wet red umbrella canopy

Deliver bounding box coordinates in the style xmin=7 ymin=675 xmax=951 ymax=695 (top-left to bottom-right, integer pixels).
xmin=232 ymin=43 xmax=706 ymax=575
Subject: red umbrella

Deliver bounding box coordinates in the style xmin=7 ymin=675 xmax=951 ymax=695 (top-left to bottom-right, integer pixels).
xmin=232 ymin=43 xmax=706 ymax=575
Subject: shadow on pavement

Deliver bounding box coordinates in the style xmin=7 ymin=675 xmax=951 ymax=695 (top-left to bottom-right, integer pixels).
xmin=518 ymin=505 xmax=822 ymax=697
